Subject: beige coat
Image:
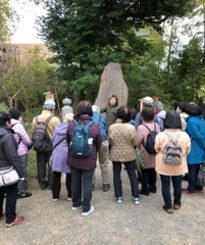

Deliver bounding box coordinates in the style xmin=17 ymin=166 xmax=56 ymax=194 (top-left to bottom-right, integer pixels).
xmin=136 ymin=122 xmax=160 ymax=169
xmin=108 ymin=119 xmax=137 ymax=162
xmin=154 ymin=129 xmax=191 ymax=176
xmin=32 ymin=110 xmax=61 ymax=140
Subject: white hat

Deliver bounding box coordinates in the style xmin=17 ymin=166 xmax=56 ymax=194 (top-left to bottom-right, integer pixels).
xmin=138 ymin=96 xmax=153 ymax=106
xmin=92 ymin=105 xmax=100 ymax=114
xmin=43 ymin=99 xmax=56 ymax=110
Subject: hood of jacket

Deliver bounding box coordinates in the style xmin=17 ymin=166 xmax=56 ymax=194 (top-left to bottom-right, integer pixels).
xmin=54 ymin=123 xmax=68 ymax=137
xmin=186 ymin=115 xmax=202 ymax=122
xmin=0 ymin=126 xmax=14 ymax=140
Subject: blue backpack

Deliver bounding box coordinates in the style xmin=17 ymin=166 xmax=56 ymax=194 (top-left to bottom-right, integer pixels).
xmin=70 ymin=119 xmax=94 ymax=158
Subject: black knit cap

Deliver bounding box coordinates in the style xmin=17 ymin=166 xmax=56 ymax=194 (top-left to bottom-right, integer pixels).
xmin=9 ymin=108 xmax=21 ymax=120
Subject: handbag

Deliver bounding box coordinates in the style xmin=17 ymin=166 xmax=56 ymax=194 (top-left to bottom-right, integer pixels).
xmin=0 ymin=167 xmax=19 ymax=187
xmin=134 ymin=148 xmax=145 ymax=174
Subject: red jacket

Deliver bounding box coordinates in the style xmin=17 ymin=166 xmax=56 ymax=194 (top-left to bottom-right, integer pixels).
xmin=66 ymin=115 xmax=102 ymax=170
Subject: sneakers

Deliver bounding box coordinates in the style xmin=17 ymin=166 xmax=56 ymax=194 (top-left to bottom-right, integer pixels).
xmin=5 ymin=216 xmax=24 ymax=228
xmin=163 ymin=205 xmax=174 ymax=214
xmin=67 ymin=197 xmax=72 ymax=201
xmin=183 ymin=189 xmax=196 ymax=196
xmin=102 ymin=184 xmax=110 ymax=192
xmin=173 ymin=204 xmax=181 ymax=210
xmin=72 ymin=205 xmax=82 ymax=211
xmin=116 ymin=197 xmax=123 ymax=204
xmin=196 ymin=189 xmax=204 ymax=193
xmin=17 ymin=192 xmax=32 ymax=199
xmin=134 ymin=197 xmax=141 ymax=205
xmin=82 ymin=205 xmax=94 ymax=216
xmin=53 ymin=199 xmax=59 ymax=202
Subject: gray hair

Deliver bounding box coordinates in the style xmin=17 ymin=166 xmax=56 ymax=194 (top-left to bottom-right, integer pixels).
xmin=63 ymin=113 xmax=74 ymax=123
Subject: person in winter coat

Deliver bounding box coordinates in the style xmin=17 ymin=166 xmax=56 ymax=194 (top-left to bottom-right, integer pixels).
xmin=51 ymin=113 xmax=74 ymax=202
xmin=100 ymin=95 xmax=118 ymax=132
xmin=136 ymin=107 xmax=160 ymax=195
xmin=9 ymin=108 xmax=33 ymax=199
xmin=185 ymin=103 xmax=205 ymax=195
xmin=31 ymin=99 xmax=61 ymax=190
xmin=92 ymin=105 xmax=110 ymax=192
xmin=0 ymin=112 xmax=25 ymax=227
xmin=135 ymin=96 xmax=164 ymax=131
xmin=66 ymin=100 xmax=102 ymax=216
xmin=108 ymin=106 xmax=140 ymax=205
xmin=155 ymin=111 xmax=190 ymax=214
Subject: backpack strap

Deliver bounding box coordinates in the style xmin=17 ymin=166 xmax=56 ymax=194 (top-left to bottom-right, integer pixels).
xmin=44 ymin=115 xmax=54 ymax=128
xmin=142 ymin=123 xmax=156 ymax=132
xmin=164 ymin=132 xmax=181 ymax=143
xmin=11 ymin=123 xmax=21 ymax=144
xmin=73 ymin=119 xmax=94 ymax=128
xmin=86 ymin=120 xmax=94 ymax=128
xmin=53 ymin=136 xmax=66 ymax=151
xmin=35 ymin=115 xmax=54 ymax=127
xmin=142 ymin=124 xmax=151 ymax=133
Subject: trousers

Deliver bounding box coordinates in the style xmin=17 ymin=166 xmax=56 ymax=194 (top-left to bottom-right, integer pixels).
xmin=93 ymin=140 xmax=109 ymax=185
xmin=112 ymin=160 xmax=139 ymax=198
xmin=0 ymin=183 xmax=18 ymax=223
xmin=36 ymin=151 xmax=52 ymax=189
xmin=52 ymin=172 xmax=72 ymax=199
xmin=71 ymin=167 xmax=94 ymax=212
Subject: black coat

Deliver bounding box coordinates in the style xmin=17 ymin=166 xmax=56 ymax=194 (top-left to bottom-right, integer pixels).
xmin=0 ymin=126 xmax=24 ymax=178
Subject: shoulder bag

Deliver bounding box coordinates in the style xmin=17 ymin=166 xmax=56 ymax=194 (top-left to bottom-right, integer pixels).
xmin=0 ymin=167 xmax=19 ymax=187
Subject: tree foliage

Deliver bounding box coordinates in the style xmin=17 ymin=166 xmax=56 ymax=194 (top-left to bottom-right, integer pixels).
xmin=1 ymin=46 xmax=60 ymax=112
xmin=33 ymin=0 xmax=195 ymax=103
xmin=0 ymin=0 xmax=11 ymax=42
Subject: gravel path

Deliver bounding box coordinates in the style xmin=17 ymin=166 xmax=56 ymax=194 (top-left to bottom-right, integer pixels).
xmin=1 ymin=164 xmax=205 ymax=245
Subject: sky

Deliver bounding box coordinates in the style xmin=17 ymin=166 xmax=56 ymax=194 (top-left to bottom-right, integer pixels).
xmin=9 ymin=1 xmax=201 ymax=46
xmin=10 ymin=0 xmax=45 ymax=44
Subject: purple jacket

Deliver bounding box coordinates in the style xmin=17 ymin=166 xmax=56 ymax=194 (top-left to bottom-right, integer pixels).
xmin=66 ymin=115 xmax=102 ymax=170
xmin=11 ymin=119 xmax=33 ymax=156
xmin=52 ymin=123 xmax=70 ymax=173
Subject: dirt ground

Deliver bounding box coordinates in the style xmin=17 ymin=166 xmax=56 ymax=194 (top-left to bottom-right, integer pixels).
xmin=0 ymin=163 xmax=205 ymax=245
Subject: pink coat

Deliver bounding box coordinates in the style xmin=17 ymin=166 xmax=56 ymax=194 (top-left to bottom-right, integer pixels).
xmin=11 ymin=119 xmax=33 ymax=156
xmin=136 ymin=122 xmax=160 ymax=169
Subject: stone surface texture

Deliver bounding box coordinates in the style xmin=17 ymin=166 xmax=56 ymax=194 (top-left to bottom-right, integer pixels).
xmin=94 ymin=62 xmax=128 ymax=108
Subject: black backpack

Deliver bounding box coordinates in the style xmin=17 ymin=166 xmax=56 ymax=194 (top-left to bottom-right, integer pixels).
xmin=32 ymin=115 xmax=54 ymax=152
xmin=142 ymin=123 xmax=158 ymax=154
xmin=70 ymin=119 xmax=94 ymax=158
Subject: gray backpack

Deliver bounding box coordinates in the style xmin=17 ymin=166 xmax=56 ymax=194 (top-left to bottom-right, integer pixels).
xmin=163 ymin=132 xmax=182 ymax=165
xmin=32 ymin=115 xmax=54 ymax=152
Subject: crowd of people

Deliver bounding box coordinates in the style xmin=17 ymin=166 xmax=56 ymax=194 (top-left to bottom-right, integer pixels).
xmin=0 ymin=95 xmax=205 ymax=227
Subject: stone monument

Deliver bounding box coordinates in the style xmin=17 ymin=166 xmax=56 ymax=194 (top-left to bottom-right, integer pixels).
xmin=61 ymin=98 xmax=73 ymax=122
xmin=94 ymin=62 xmax=128 ymax=108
